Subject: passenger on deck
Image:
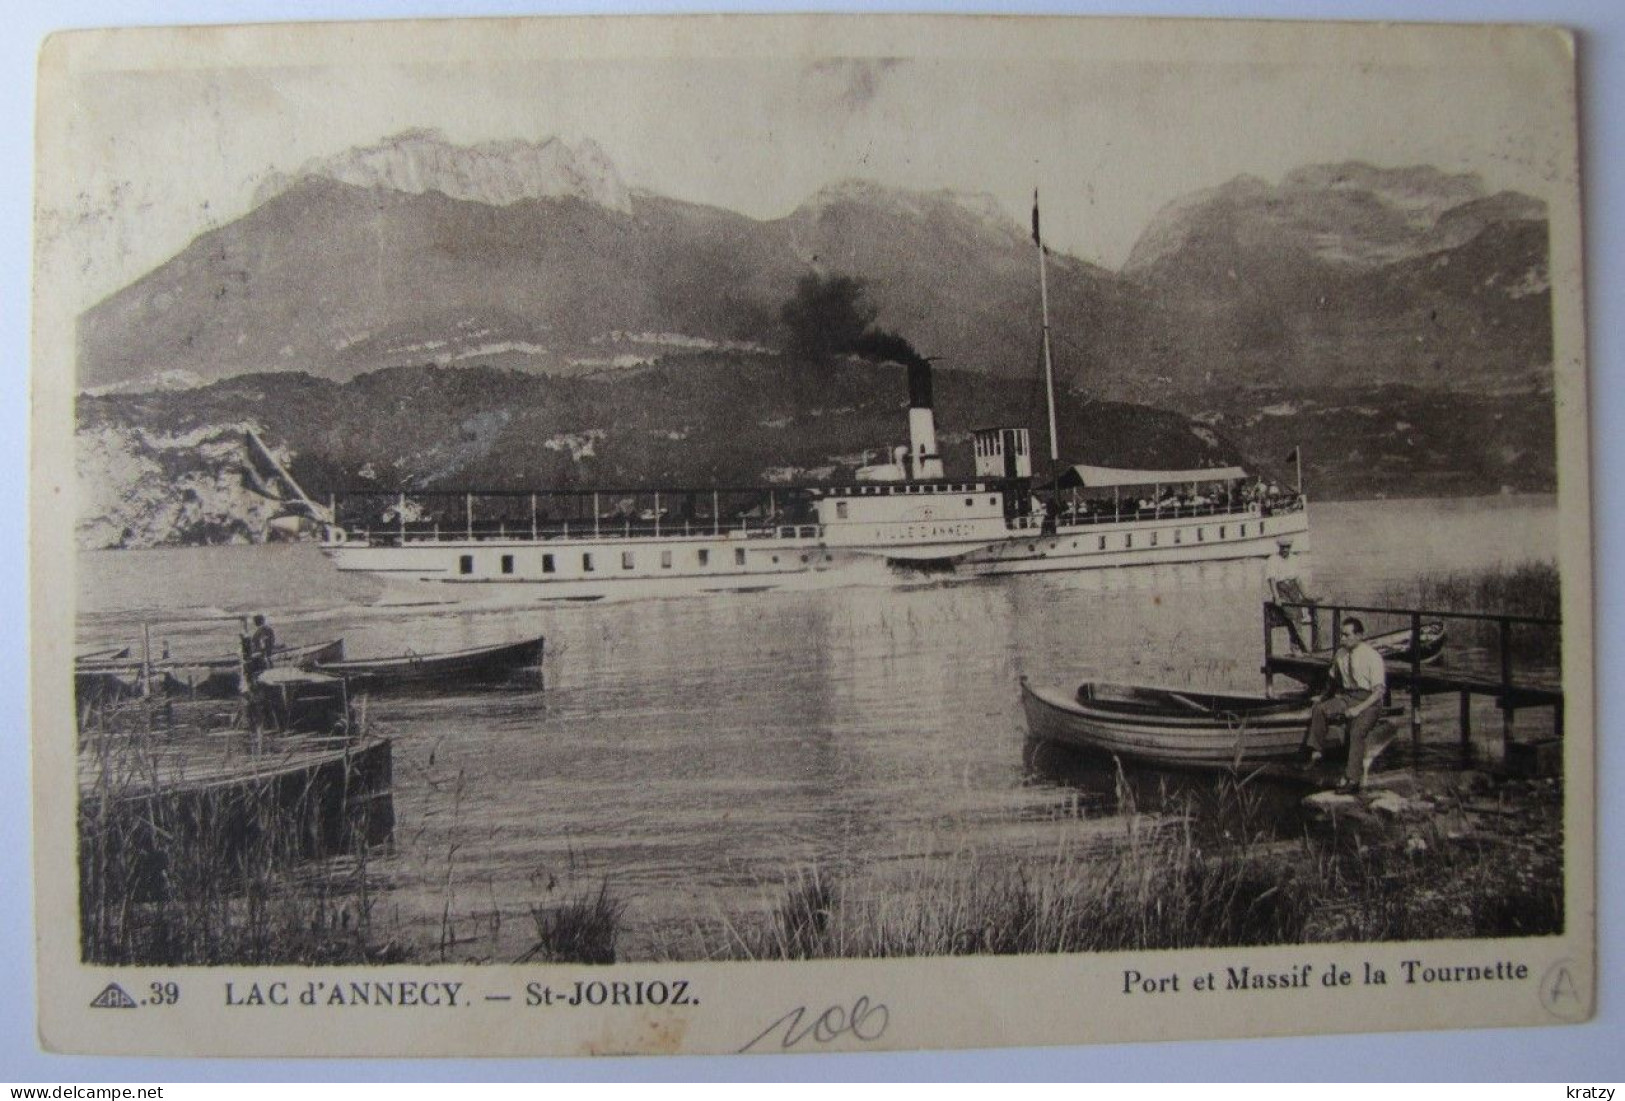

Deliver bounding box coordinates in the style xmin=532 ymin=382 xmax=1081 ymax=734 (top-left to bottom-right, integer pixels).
xmin=1300 ymin=616 xmax=1387 ymax=793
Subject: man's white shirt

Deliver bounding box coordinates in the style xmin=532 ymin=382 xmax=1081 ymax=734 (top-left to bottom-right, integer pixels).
xmin=1333 ymin=641 xmax=1387 ymax=713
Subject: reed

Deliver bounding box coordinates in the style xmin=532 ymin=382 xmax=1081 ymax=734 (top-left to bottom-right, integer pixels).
xmin=1383 ymin=560 xmax=1561 ymax=621
xmin=1378 ymin=560 xmax=1561 ymax=666
xmin=519 ymin=882 xmax=628 ymax=964
xmin=78 ymin=698 xmax=396 ymax=966
xmin=685 ymin=774 xmax=1561 ymax=960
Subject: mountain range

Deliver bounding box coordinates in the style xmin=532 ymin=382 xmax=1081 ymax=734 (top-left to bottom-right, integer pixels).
xmin=78 ymin=129 xmax=1551 ymax=404
xmin=74 ymin=131 xmax=1556 ymax=546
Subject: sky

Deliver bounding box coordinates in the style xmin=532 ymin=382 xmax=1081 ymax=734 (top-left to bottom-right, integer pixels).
xmin=37 ymin=16 xmax=1577 ymax=311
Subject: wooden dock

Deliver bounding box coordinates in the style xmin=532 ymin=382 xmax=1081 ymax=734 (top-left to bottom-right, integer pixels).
xmin=1263 ymin=599 xmax=1562 ymax=762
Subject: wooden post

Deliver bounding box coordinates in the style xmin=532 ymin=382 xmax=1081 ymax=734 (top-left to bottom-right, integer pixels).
xmin=1330 ymin=608 xmax=1341 ymax=654
xmin=1500 ymin=617 xmax=1515 ymax=748
xmin=655 ymin=492 xmax=661 ymax=537
xmin=399 ymin=492 xmax=406 ymax=545
xmin=1262 ymin=602 xmax=1275 ymax=696
xmin=140 ymin=622 xmax=152 ymax=699
xmin=713 ymin=490 xmax=720 ymax=537
xmin=593 ymin=493 xmax=600 ymax=539
xmin=1410 ymin=611 xmax=1424 ymax=757
xmin=1460 ymin=689 xmax=1473 ymax=756
xmin=530 ymin=493 xmax=538 ymax=540
xmin=466 ymin=494 xmax=473 ymax=540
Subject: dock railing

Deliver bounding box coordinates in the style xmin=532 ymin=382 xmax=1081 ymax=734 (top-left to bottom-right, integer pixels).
xmin=1263 ymin=598 xmax=1562 ymax=763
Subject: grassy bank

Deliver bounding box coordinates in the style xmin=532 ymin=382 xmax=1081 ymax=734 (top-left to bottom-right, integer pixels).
xmin=652 ymin=773 xmax=1563 ymax=961
xmin=80 ymin=784 xmax=398 ymax=965
xmin=78 ymin=698 xmax=399 ymax=966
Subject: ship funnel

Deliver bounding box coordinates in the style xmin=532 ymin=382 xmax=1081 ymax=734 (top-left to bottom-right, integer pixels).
xmin=906 ymin=358 xmax=945 ymax=480
xmin=907 ymin=360 xmax=934 ymax=408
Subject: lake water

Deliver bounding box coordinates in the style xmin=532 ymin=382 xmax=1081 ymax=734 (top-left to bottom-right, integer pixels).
xmin=74 ymin=496 xmax=1559 ymax=960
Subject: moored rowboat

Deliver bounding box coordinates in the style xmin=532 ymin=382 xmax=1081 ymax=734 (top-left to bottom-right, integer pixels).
xmin=1350 ymin=621 xmax=1447 ymax=665
xmin=1018 ymin=677 xmax=1315 ymax=771
xmin=75 ymin=639 xmax=346 ymax=702
xmin=314 ymin=634 xmax=545 ymax=690
xmin=76 ymin=646 xmax=131 ymax=663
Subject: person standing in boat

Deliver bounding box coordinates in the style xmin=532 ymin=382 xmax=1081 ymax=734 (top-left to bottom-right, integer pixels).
xmin=248 ymin=614 xmax=276 ymax=672
xmin=239 ymin=613 xmax=277 ymax=731
xmin=1301 ymin=617 xmax=1386 ymax=793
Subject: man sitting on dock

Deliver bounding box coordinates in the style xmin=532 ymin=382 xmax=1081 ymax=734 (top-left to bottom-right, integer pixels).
xmin=1301 ymin=617 xmax=1387 ymax=794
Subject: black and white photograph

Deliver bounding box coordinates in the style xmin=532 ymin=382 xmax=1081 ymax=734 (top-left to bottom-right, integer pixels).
xmin=30 ymin=13 xmax=1593 ymax=1058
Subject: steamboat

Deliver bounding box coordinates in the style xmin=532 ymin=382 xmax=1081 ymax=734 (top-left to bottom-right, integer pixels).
xmin=262 ymin=202 xmax=1310 ymax=601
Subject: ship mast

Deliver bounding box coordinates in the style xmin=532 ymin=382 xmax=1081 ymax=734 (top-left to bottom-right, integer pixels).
xmin=1033 ymin=190 xmax=1059 ymax=468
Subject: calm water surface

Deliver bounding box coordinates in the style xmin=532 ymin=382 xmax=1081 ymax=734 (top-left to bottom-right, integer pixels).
xmin=75 ymin=496 xmax=1558 ymax=959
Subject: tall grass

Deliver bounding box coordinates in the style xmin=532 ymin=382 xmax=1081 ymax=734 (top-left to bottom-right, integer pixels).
xmin=680 ymin=774 xmax=1562 ymax=961
xmin=1378 ymin=560 xmax=1561 ymax=668
xmin=519 ymin=883 xmax=629 ymax=964
xmin=1386 ymin=561 xmax=1561 ymax=621
xmin=78 ymin=699 xmax=396 ymax=965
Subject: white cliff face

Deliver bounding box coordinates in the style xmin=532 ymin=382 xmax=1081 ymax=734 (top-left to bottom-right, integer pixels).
xmin=255 ymin=129 xmax=633 ymax=213
xmin=77 ymin=423 xmax=291 ymax=549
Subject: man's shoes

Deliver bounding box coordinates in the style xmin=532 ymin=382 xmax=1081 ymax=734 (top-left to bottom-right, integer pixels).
xmin=1298 ymin=748 xmax=1323 ymax=770
xmin=1333 ymin=779 xmax=1361 ymax=795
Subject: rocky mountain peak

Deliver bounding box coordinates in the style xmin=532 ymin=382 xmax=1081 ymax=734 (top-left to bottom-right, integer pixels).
xmin=797 ymin=178 xmax=1023 ymax=241
xmin=253 ymin=129 xmax=633 ymax=213
xmin=1281 ymin=161 xmax=1485 ymax=220
xmin=1123 ymin=162 xmax=1532 ymax=276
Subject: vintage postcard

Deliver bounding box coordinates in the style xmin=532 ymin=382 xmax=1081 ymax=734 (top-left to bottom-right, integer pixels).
xmin=32 ymin=14 xmax=1592 ymax=1057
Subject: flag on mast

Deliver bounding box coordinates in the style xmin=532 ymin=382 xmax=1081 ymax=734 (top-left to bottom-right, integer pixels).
xmin=1284 ymin=446 xmax=1303 ymax=495
xmin=1031 ymin=190 xmax=1042 ymax=246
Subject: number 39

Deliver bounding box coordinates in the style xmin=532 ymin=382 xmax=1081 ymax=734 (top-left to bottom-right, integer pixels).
xmin=149 ymin=981 xmax=180 ymax=1005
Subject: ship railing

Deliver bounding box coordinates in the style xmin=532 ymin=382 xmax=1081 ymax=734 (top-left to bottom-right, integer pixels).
xmin=1260 ymin=494 xmax=1308 ymax=516
xmin=1010 ymin=498 xmax=1265 ymax=531
xmin=350 ymin=518 xmax=822 ymax=546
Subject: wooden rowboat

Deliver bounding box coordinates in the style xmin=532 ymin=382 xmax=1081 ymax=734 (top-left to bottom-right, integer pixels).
xmin=1311 ymin=621 xmax=1447 ymax=666
xmin=76 ymin=646 xmax=131 ymax=663
xmin=75 ymin=638 xmax=346 ymax=703
xmin=314 ymin=634 xmax=544 ymax=690
xmin=1019 ymin=677 xmax=1315 ymax=771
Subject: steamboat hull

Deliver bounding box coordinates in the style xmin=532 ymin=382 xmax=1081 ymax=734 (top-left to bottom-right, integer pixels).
xmin=322 ymin=507 xmax=1309 ymax=600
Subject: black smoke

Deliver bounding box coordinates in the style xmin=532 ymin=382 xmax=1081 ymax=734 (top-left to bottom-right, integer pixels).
xmin=780 ymin=272 xmax=930 ymax=372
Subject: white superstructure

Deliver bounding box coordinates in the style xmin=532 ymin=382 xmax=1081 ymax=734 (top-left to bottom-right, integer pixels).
xmin=313 ymin=405 xmax=1309 ymax=601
